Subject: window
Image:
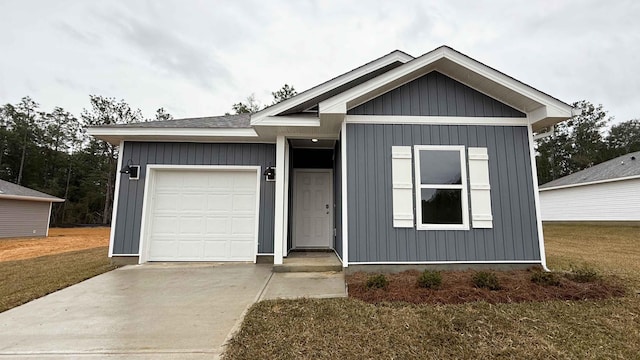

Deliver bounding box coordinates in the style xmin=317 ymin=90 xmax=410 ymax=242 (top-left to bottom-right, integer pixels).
xmin=414 ymin=145 xmax=469 ymax=230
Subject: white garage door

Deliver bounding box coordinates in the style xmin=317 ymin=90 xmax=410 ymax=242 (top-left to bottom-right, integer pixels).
xmin=145 ymin=168 xmax=259 ymax=262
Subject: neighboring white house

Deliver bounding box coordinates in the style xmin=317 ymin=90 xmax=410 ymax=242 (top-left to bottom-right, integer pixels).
xmin=0 ymin=180 xmax=65 ymax=238
xmin=539 ymin=151 xmax=640 ymax=222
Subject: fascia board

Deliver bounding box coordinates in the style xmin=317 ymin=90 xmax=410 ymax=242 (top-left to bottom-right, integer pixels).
xmin=254 ymin=116 xmax=320 ymax=127
xmin=250 ymin=51 xmax=414 ymax=125
xmin=87 ymin=127 xmax=259 ymax=138
xmin=0 ymin=194 xmax=65 ymax=203
xmin=539 ymin=175 xmax=640 ymax=192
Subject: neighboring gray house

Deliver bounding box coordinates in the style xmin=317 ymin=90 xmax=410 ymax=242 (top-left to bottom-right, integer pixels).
xmin=540 ymin=151 xmax=640 ymax=222
xmin=89 ymin=46 xmax=575 ymax=271
xmin=0 ymin=180 xmax=64 ymax=238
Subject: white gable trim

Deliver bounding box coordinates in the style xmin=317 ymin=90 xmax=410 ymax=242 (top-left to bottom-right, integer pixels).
xmin=250 ymin=51 xmax=414 ymax=125
xmin=319 ymin=46 xmax=573 ymax=125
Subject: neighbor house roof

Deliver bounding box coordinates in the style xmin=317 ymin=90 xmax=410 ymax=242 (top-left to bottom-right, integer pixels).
xmin=539 ymin=151 xmax=640 ymax=191
xmin=0 ymin=179 xmax=65 ymax=203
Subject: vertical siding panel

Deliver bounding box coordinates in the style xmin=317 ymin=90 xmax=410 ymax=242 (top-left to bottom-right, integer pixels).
xmin=519 ymin=131 xmax=539 ymax=259
xmin=112 ymin=142 xmax=277 ymax=256
xmin=446 ymin=78 xmax=457 ymax=115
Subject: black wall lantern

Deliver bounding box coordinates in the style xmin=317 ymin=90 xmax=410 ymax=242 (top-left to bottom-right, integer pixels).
xmin=263 ymin=165 xmax=276 ymax=182
xmin=120 ymin=159 xmax=140 ymax=180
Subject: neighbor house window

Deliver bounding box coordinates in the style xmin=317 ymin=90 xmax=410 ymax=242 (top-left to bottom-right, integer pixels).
xmin=414 ymin=145 xmax=469 ymax=230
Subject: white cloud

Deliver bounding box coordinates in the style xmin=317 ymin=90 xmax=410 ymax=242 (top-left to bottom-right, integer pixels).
xmin=0 ymin=0 xmax=638 ymax=122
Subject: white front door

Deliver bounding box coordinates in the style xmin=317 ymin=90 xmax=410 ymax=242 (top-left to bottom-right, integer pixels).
xmin=293 ymin=170 xmax=333 ymax=248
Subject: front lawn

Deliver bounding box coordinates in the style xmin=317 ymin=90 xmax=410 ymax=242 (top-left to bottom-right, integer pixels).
xmin=0 ymin=247 xmax=117 ymax=313
xmin=224 ymin=224 xmax=640 ymax=359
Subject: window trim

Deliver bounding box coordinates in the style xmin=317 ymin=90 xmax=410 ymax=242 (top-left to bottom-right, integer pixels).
xmin=414 ymin=145 xmax=469 ymax=230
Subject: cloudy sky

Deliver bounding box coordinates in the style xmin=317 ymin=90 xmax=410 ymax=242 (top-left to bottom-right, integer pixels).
xmin=1 ymin=0 xmax=638 ymax=123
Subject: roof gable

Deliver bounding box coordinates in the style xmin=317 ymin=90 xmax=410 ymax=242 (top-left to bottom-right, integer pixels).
xmin=250 ymin=50 xmax=414 ymax=125
xmin=348 ymin=71 xmax=526 ymax=118
xmin=0 ymin=180 xmax=64 ymax=202
xmin=540 ymin=151 xmax=640 ymax=190
xmin=320 ymin=46 xmax=574 ymax=130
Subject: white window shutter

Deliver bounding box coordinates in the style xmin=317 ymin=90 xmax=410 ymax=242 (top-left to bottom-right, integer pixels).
xmin=391 ymin=146 xmax=414 ymax=228
xmin=468 ymin=147 xmax=493 ymax=228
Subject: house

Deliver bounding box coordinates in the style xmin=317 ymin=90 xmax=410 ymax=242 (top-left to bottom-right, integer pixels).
xmin=539 ymin=151 xmax=640 ymax=222
xmin=88 ymin=46 xmax=575 ymax=271
xmin=0 ymin=179 xmax=64 ymax=238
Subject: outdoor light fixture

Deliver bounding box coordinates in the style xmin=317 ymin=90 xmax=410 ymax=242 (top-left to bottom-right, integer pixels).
xmin=263 ymin=165 xmax=276 ymax=182
xmin=119 ymin=159 xmax=140 ymax=180
xmin=311 ymin=138 xmax=319 ymax=143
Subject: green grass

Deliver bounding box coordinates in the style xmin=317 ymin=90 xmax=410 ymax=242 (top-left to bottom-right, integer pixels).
xmin=0 ymin=247 xmax=117 ymax=313
xmin=224 ymin=224 xmax=640 ymax=360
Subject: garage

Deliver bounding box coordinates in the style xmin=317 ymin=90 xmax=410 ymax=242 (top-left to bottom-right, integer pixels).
xmin=141 ymin=166 xmax=260 ymax=262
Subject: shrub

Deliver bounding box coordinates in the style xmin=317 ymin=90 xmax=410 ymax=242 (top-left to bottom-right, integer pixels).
xmin=530 ymin=270 xmax=561 ymax=286
xmin=472 ymin=271 xmax=501 ymax=290
xmin=566 ymin=265 xmax=600 ymax=283
xmin=417 ymin=270 xmax=442 ymax=289
xmin=366 ymin=274 xmax=389 ymax=289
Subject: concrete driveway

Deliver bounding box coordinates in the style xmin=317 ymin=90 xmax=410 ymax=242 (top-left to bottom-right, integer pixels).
xmin=0 ymin=263 xmax=273 ymax=359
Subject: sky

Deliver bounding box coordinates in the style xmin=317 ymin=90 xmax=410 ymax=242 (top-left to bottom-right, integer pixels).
xmin=1 ymin=0 xmax=639 ymax=124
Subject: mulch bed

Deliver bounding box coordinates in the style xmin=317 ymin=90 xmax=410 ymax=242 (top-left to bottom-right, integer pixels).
xmin=347 ymin=269 xmax=627 ymax=305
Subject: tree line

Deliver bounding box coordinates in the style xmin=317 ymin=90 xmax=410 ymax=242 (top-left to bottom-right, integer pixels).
xmin=0 ymin=96 xmax=172 ymax=226
xmin=535 ymin=100 xmax=640 ymax=184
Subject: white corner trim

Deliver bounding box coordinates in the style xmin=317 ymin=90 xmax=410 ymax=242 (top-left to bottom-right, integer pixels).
xmin=46 ymin=202 xmax=53 ymax=237
xmin=250 ymin=51 xmax=414 ymax=125
xmin=273 ymin=136 xmax=286 ymax=265
xmin=414 ymin=145 xmax=470 ymax=231
xmin=527 ymin=124 xmax=549 ymax=271
xmin=87 ymin=127 xmax=259 ymax=138
xmin=319 ymin=46 xmax=573 ymax=120
xmin=282 ymin=140 xmax=290 ymax=258
xmin=539 ymin=174 xmax=640 ymax=192
xmin=108 ymin=140 xmax=125 ymax=257
xmin=341 ymin=121 xmax=349 ymax=267
xmin=255 ymin=116 xmax=320 ymax=127
xmin=345 ymin=115 xmax=529 ymax=127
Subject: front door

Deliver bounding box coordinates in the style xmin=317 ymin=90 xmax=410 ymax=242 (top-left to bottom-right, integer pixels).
xmin=293 ymin=170 xmax=333 ymax=249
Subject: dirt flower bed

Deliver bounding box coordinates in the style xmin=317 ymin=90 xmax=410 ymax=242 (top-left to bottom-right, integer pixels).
xmin=347 ymin=269 xmax=627 ymax=305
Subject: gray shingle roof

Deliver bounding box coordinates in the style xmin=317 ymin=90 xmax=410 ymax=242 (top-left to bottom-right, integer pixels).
xmin=0 ymin=179 xmax=64 ymax=202
xmin=101 ymin=114 xmax=251 ymax=129
xmin=539 ymin=151 xmax=640 ymax=189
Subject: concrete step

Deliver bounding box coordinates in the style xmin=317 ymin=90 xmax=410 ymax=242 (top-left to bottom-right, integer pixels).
xmin=274 ymin=251 xmax=343 ymax=273
xmin=273 ymin=263 xmax=343 ymax=273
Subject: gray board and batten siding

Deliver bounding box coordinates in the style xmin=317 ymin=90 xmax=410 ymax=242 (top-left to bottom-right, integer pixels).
xmin=0 ymin=199 xmax=51 ymax=238
xmin=346 ymin=124 xmax=539 ymax=263
xmin=112 ymin=142 xmax=276 ymax=255
xmin=348 ymin=71 xmax=526 ymax=118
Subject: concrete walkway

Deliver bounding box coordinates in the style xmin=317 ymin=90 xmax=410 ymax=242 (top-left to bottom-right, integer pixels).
xmin=0 ymin=263 xmax=346 ymax=359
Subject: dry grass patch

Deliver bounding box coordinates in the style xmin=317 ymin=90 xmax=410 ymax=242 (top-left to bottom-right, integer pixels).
xmin=224 ymin=297 xmax=640 ymax=360
xmin=0 ymin=227 xmax=110 ymax=262
xmin=347 ymin=269 xmax=625 ymax=305
xmin=0 ymin=246 xmax=116 ymax=313
xmin=544 ymin=223 xmax=640 ymax=287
